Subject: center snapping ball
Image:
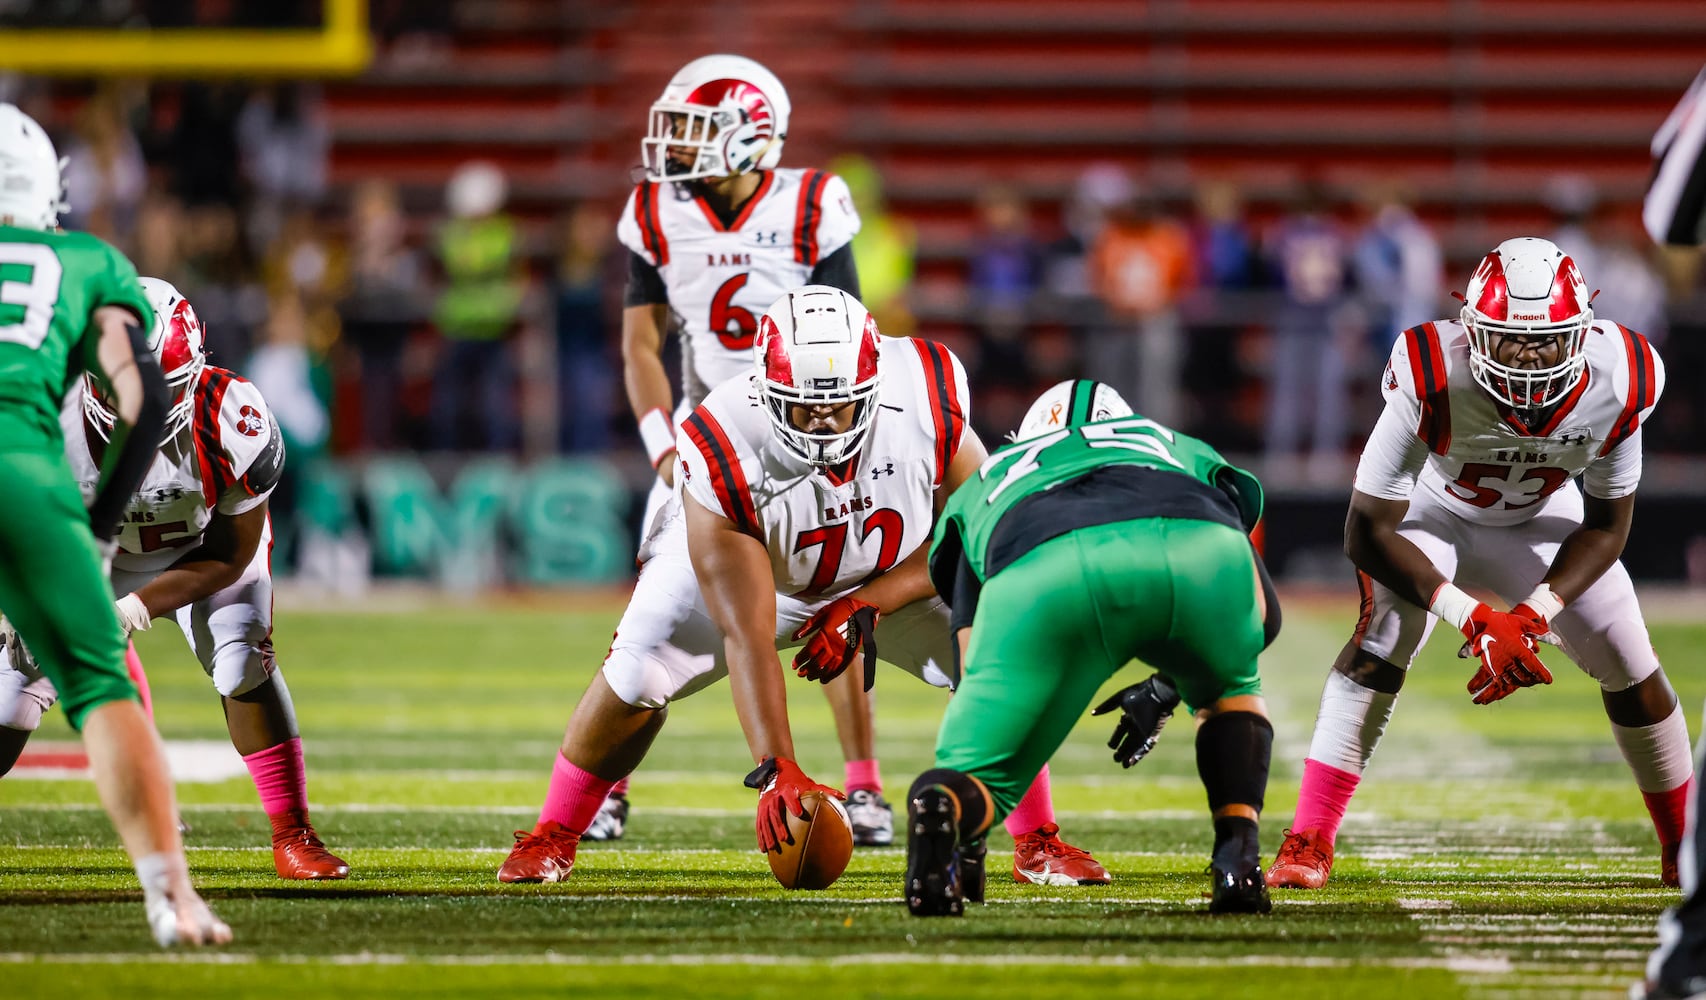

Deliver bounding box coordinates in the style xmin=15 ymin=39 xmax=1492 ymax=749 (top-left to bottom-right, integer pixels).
xmin=768 ymin=790 xmax=854 ymax=890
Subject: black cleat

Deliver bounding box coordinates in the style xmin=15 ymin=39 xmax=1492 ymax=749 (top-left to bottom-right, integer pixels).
xmin=959 ymin=837 xmax=987 ymax=904
xmin=1208 ymin=864 xmax=1272 ymax=914
xmin=904 ymin=786 xmax=963 ymax=917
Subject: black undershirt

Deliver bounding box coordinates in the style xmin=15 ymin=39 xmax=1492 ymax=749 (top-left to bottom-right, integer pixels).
xmin=624 ymin=241 xmax=860 ymax=308
xmin=937 ymin=464 xmax=1263 ymax=633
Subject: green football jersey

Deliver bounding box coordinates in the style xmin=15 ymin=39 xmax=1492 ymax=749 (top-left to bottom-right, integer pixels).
xmin=0 ymin=226 xmax=152 ymax=446
xmin=932 ymin=413 xmax=1264 ymax=586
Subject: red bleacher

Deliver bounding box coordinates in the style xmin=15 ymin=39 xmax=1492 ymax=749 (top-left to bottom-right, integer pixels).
xmin=321 ymin=0 xmax=1706 ymax=327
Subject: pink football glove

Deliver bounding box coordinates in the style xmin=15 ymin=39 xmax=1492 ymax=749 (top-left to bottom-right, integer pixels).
xmin=790 ymin=596 xmax=880 ymax=686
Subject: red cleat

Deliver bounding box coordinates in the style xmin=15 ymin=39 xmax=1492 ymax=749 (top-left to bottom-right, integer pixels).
xmin=1267 ymin=828 xmax=1333 ymax=889
xmin=1011 ymin=824 xmax=1111 ymax=886
xmin=1663 ymin=841 xmax=1681 ymax=888
xmin=270 ymin=810 xmax=350 ymax=880
xmin=498 ymin=821 xmax=581 ymax=883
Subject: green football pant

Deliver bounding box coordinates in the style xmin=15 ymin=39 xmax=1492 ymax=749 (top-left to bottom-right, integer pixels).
xmin=934 ymin=517 xmax=1264 ymax=819
xmin=0 ymin=447 xmax=135 ymax=731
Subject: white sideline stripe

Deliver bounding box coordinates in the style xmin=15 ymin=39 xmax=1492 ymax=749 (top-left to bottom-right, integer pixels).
xmin=11 ymin=741 xmax=245 ymax=784
xmin=0 ymin=951 xmax=1516 ymax=972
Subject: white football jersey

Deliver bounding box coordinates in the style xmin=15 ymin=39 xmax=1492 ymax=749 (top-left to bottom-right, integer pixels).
xmin=676 ymin=337 xmax=969 ymax=599
xmin=1355 ymin=319 xmax=1663 ymax=526
xmin=617 ymin=168 xmax=861 ymax=407
xmin=63 ymin=367 xmax=285 ymax=575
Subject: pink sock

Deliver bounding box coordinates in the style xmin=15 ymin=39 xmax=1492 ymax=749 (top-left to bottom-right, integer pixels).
xmin=124 ymin=643 xmax=153 ymax=721
xmin=242 ymin=736 xmax=309 ymax=818
xmin=844 ymin=758 xmax=881 ymax=793
xmin=611 ymin=775 xmax=631 ymax=796
xmin=1644 ymin=779 xmax=1692 ymax=846
xmin=539 ymin=752 xmax=616 ymax=833
xmin=1003 ymin=764 xmax=1055 ymax=836
xmin=1292 ymin=758 xmax=1361 ymax=843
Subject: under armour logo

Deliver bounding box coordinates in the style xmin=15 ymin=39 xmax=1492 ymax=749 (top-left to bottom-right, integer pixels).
xmin=871 ymin=463 xmax=896 ymax=478
xmin=1557 ymin=432 xmax=1588 ymax=446
xmin=752 ymin=231 xmax=781 ymax=245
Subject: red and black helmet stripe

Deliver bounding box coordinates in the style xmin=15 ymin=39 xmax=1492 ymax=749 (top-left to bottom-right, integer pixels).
xmin=912 ymin=338 xmax=964 ymax=486
xmin=192 ymin=368 xmax=238 ymax=509
xmin=1601 ymin=323 xmax=1657 ymax=456
xmin=793 ymin=169 xmax=828 ymax=266
xmin=635 ymin=181 xmax=669 ymax=266
xmin=1402 ymin=323 xmax=1452 ymax=455
xmin=683 ymin=410 xmax=760 ymax=537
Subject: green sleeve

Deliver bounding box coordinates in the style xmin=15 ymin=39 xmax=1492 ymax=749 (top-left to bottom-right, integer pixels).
xmin=76 ymin=239 xmax=153 ymax=376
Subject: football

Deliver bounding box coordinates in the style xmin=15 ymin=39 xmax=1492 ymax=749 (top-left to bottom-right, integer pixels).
xmin=767 ymin=790 xmax=854 ymax=890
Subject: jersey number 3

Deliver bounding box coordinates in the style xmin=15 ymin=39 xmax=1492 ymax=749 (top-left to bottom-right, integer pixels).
xmin=0 ymin=243 xmax=64 ymax=350
xmin=710 ymin=273 xmax=758 ymax=350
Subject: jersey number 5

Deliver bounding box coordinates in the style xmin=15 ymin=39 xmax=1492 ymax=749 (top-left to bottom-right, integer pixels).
xmin=0 ymin=243 xmax=64 ymax=350
xmin=710 ymin=273 xmax=757 ymax=350
xmin=1445 ymin=462 xmax=1571 ymax=510
xmin=793 ymin=508 xmax=904 ymax=597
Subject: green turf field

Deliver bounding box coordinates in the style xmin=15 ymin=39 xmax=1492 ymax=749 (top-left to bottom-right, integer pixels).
xmin=1 ymin=592 xmax=1699 ymax=999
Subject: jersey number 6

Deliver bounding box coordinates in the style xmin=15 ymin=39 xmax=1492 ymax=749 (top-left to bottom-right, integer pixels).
xmin=710 ymin=273 xmax=758 ymax=350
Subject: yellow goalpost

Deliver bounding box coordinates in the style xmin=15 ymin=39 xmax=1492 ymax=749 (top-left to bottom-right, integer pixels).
xmin=0 ymin=0 xmax=371 ymax=76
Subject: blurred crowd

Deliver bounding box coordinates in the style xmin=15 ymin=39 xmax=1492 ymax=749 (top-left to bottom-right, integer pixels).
xmin=14 ymin=79 xmax=1706 ymax=501
xmin=932 ymin=163 xmax=1706 ymax=470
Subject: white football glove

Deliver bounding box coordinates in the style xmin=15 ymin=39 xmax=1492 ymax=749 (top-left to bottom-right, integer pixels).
xmin=114 ymin=593 xmax=152 ymax=637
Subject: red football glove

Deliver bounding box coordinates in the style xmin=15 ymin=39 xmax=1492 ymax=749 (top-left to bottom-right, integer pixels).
xmin=791 ymin=596 xmax=880 ymax=686
xmin=1459 ymin=603 xmax=1554 ymax=705
xmin=744 ymin=756 xmax=845 ymax=854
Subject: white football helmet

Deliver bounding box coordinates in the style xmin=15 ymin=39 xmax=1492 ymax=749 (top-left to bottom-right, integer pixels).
xmin=85 ymin=277 xmax=206 ymax=443
xmin=0 ymin=103 xmax=67 ymax=231
xmin=1013 ymin=379 xmax=1132 ymax=441
xmin=754 ymin=286 xmax=882 ymax=466
xmin=642 ymin=54 xmax=789 ymax=183
xmin=1459 ymin=236 xmax=1592 ymax=410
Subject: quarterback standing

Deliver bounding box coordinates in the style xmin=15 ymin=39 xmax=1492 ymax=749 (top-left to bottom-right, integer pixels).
xmin=1267 ymin=237 xmax=1690 ymax=891
xmin=501 ymin=287 xmax=1104 ymax=885
xmin=0 ymin=277 xmax=349 ymax=881
xmin=599 ymin=53 xmax=891 ymax=843
xmin=0 ymin=104 xmax=228 ymax=945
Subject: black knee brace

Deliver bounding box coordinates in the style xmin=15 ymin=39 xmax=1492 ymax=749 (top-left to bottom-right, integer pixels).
xmin=909 ymin=768 xmax=992 ymax=841
xmin=1195 ymin=711 xmax=1274 ymax=815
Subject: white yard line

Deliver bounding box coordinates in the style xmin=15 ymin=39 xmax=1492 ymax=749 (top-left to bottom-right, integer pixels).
xmin=0 ymin=951 xmax=1520 ymax=971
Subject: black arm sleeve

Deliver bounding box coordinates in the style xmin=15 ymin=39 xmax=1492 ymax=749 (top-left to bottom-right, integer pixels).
xmin=624 ymin=250 xmax=670 ymax=307
xmin=87 ymin=321 xmax=168 ymax=541
xmin=1253 ymin=543 xmax=1282 ymax=649
xmin=948 ymin=554 xmax=984 ymax=633
xmin=808 ymin=242 xmax=861 ymax=299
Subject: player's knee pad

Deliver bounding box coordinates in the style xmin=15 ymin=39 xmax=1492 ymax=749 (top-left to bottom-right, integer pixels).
xmin=909 ymin=767 xmax=992 ymax=840
xmin=0 ymin=667 xmax=54 ymax=732
xmin=1584 ymin=619 xmax=1663 ymax=693
xmin=1195 ymin=711 xmax=1274 ymax=815
xmin=208 ymin=640 xmax=273 ymax=698
xmin=600 ymin=645 xmax=685 ymax=710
